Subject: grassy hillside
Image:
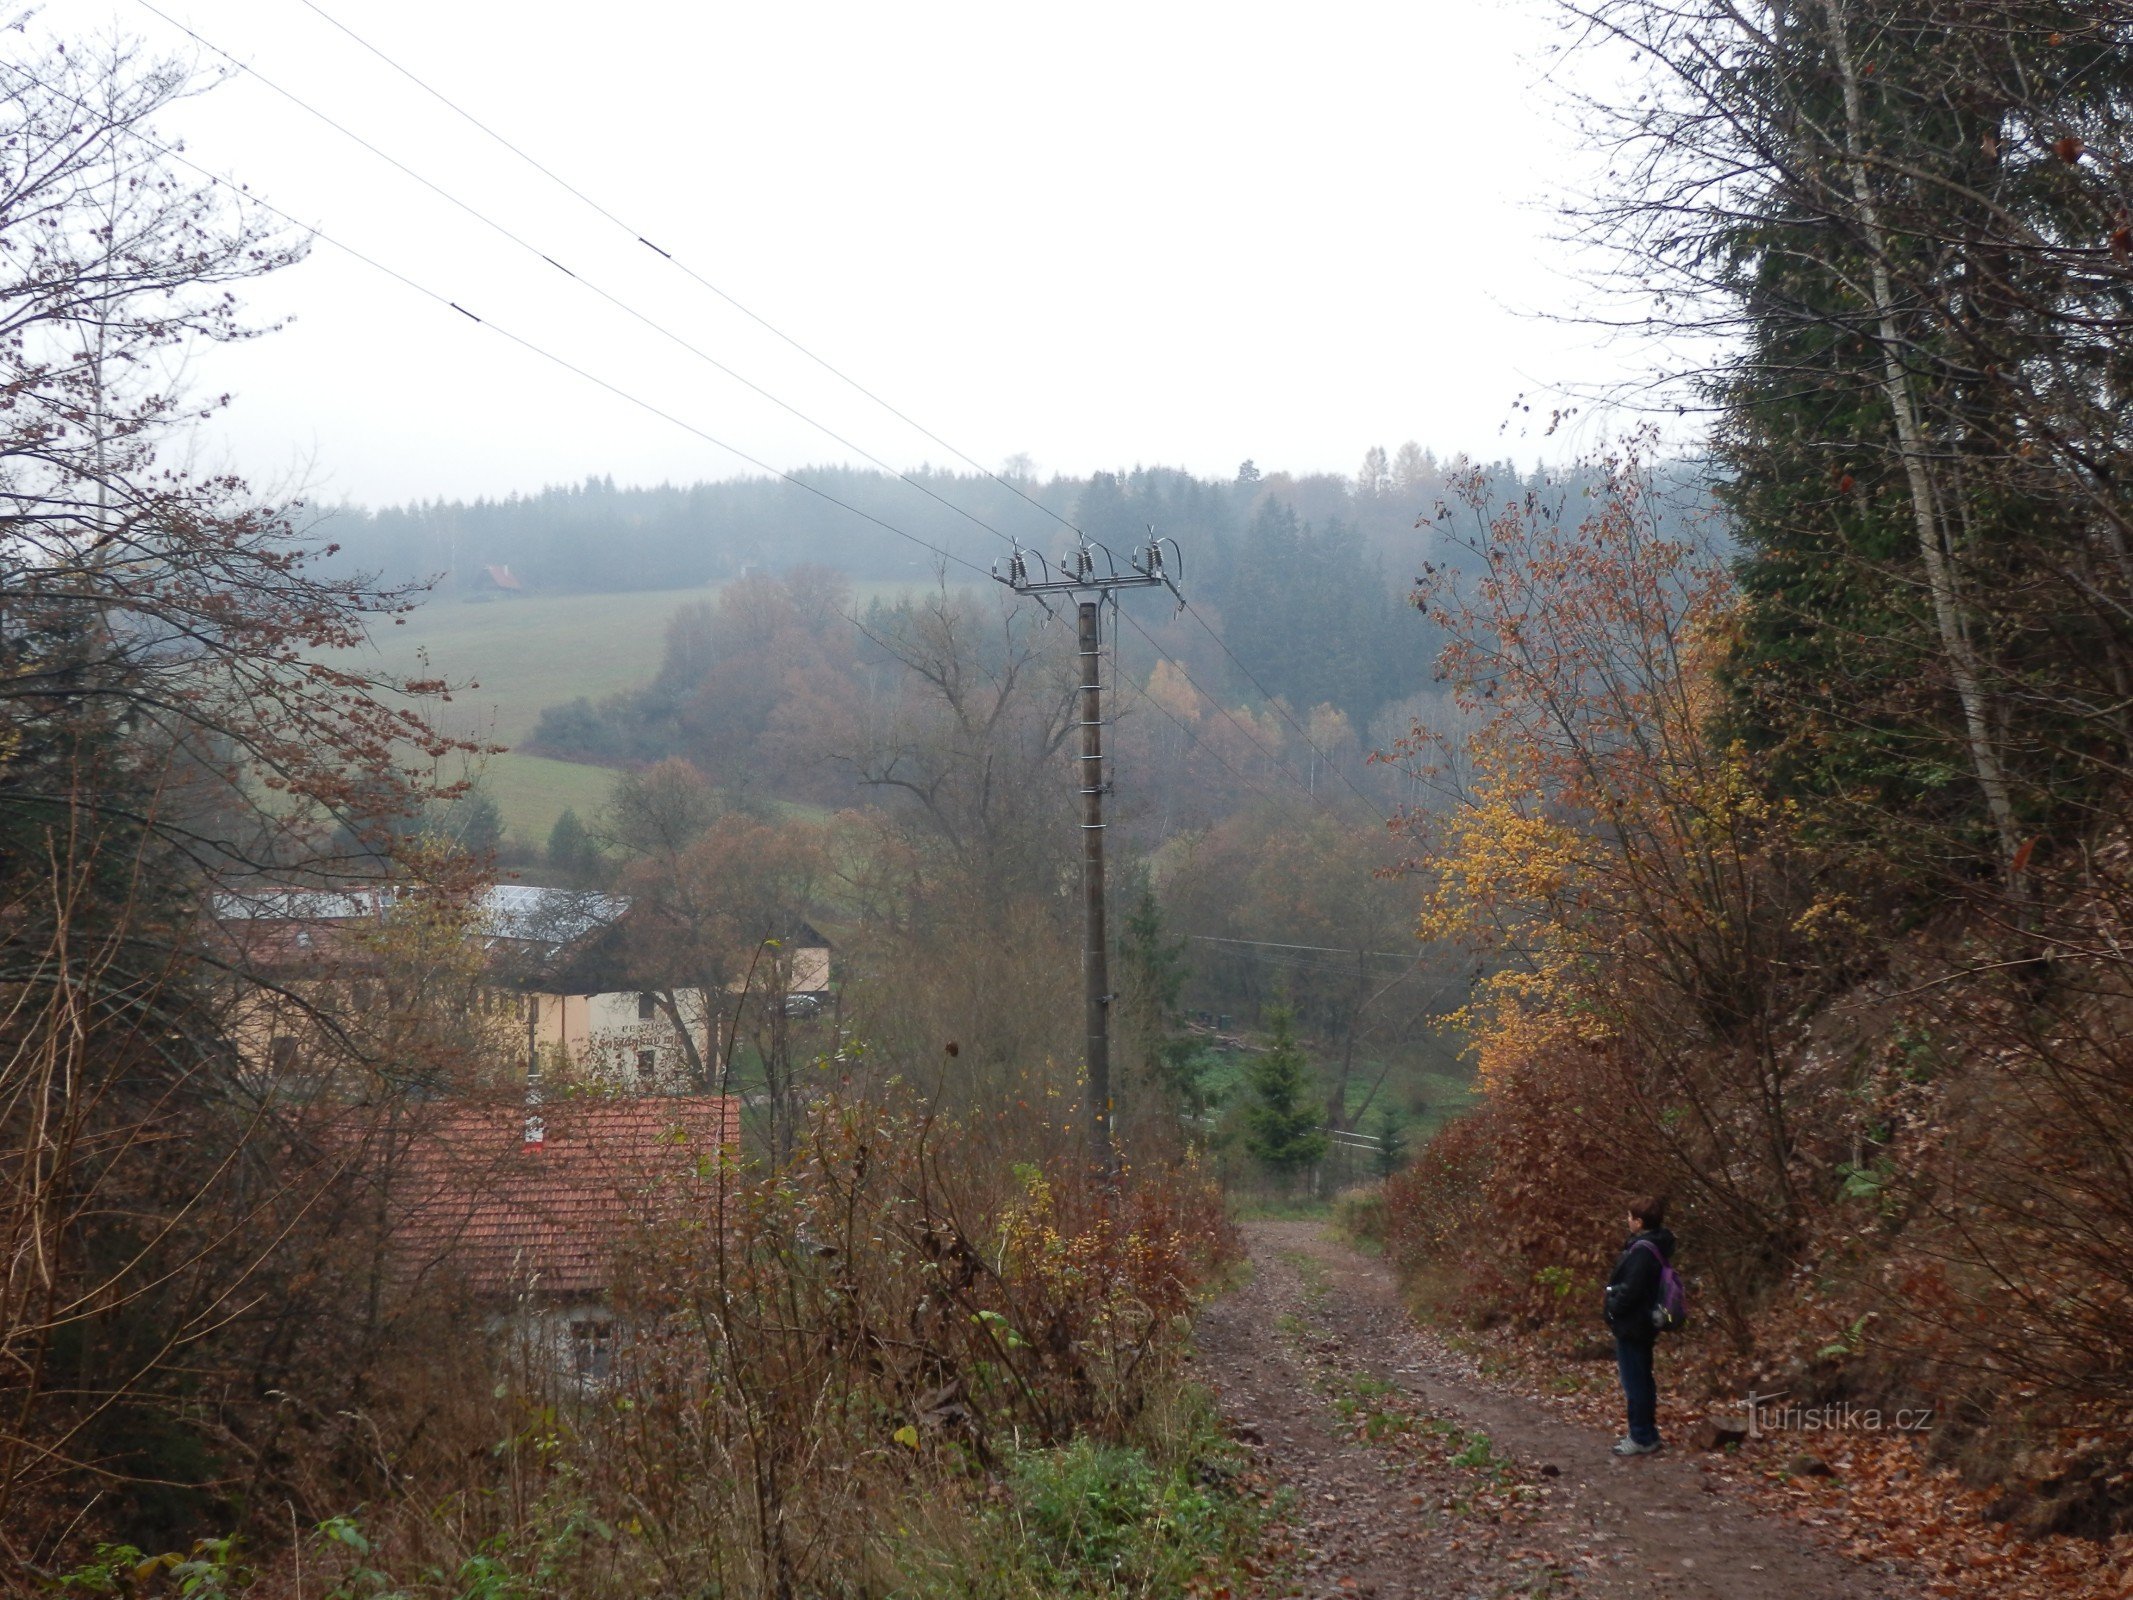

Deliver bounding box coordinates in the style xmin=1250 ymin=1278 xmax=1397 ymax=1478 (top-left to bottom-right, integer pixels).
xmin=349 ymin=582 xmax=957 ymax=845
xmin=360 ymin=590 xmax=694 ymax=745
xmin=479 ymin=752 xmax=621 ymax=845
xmin=340 ymin=589 xmax=688 ymax=845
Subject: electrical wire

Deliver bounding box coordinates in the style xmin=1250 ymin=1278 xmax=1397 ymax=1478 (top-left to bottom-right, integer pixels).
xmin=0 ymin=57 xmax=1001 ymax=590
xmin=111 ymin=7 xmax=1398 ymax=833
xmin=3 ymin=47 xmax=1351 ymax=835
xmin=134 ymin=0 xmax=1054 ymax=563
xmin=268 ymin=0 xmax=1396 ymax=826
xmin=1188 ymin=935 xmax=1422 ymax=961
xmin=1169 ymin=592 xmax=1394 ymax=825
xmin=1112 ymin=604 xmax=1368 ymax=827
xmin=0 ymin=57 xmax=1438 ymax=1079
xmin=288 ymin=0 xmax=1084 ymax=541
xmin=135 ymin=133 xmax=1333 ymax=832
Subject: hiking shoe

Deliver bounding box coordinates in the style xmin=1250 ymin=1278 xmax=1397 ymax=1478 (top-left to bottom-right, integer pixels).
xmin=1611 ymin=1437 xmax=1661 ymax=1456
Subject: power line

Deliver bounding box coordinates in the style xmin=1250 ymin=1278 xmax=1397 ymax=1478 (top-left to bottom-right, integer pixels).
xmin=1188 ymin=935 xmax=1422 ymax=962
xmin=134 ymin=0 xmax=1051 ymax=562
xmin=1108 ymin=672 xmax=1293 ymax=816
xmin=23 ymin=41 xmax=1368 ymax=845
xmin=1170 ymin=592 xmax=1394 ymax=825
xmin=269 ymin=0 xmax=1394 ymax=826
xmin=1112 ymin=604 xmax=1370 ymax=828
xmin=127 ymin=7 xmax=1397 ymax=834
xmin=288 ymin=0 xmax=1082 ymax=539
xmin=0 ymin=65 xmax=1435 ymax=1036
xmin=1 ymin=59 xmax=999 ymax=590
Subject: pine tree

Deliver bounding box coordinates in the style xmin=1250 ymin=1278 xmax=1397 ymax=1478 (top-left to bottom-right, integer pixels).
xmin=1371 ymin=1107 xmax=1406 ymax=1181
xmin=1117 ymin=882 xmax=1207 ymax=1115
xmin=1243 ymin=1006 xmax=1328 ymax=1186
xmin=1593 ymin=0 xmax=2133 ymax=869
xmin=446 ymin=787 xmax=505 ymax=859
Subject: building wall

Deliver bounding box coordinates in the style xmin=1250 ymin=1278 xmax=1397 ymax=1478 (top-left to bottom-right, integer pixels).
xmin=487 ymin=1300 xmax=621 ymax=1392
xmin=527 ymin=987 xmax=709 ymax=1092
xmin=790 ymin=945 xmax=831 ymax=995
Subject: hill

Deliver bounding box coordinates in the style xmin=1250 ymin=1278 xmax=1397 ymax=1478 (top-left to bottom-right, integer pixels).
xmin=345 ymin=589 xmax=695 ymax=844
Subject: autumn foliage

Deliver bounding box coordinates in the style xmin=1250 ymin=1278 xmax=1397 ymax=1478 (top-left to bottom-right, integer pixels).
xmin=1385 ymin=440 xmax=2133 ymax=1554
xmin=285 ymin=1090 xmax=1236 ymax=1599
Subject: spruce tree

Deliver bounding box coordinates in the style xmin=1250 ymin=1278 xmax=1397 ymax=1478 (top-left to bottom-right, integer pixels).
xmin=1243 ymin=1006 xmax=1328 ymax=1187
xmin=1371 ymin=1107 xmax=1406 ymax=1181
xmin=1117 ymin=881 xmax=1205 ymax=1112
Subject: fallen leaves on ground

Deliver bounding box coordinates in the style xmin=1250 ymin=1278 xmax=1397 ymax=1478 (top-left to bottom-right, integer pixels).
xmin=1436 ymin=1314 xmax=2133 ymax=1599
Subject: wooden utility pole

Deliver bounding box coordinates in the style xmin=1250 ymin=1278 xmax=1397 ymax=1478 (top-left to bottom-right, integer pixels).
xmin=994 ymin=534 xmax=1179 ymax=1173
xmin=1076 ymin=598 xmax=1112 ymax=1171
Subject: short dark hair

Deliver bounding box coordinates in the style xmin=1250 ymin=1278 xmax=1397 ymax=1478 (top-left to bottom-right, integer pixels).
xmin=1630 ymin=1195 xmax=1669 ymax=1230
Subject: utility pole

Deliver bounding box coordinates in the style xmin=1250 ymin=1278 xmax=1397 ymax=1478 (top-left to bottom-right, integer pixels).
xmin=1076 ymin=597 xmax=1109 ymax=1172
xmin=995 ymin=533 xmax=1180 ymax=1172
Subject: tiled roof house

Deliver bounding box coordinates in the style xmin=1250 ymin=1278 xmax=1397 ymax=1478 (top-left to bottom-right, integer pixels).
xmin=393 ymin=1095 xmax=741 ymax=1300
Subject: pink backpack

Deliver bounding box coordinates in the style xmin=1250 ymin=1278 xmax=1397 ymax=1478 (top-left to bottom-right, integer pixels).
xmin=1635 ymin=1239 xmax=1687 ymax=1333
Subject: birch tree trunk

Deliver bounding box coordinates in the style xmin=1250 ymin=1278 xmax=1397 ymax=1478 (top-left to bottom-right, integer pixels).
xmin=1819 ymin=0 xmax=2022 ymax=868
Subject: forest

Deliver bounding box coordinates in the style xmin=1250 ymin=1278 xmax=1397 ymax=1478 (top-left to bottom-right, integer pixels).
xmin=330 ymin=455 xmax=1487 ymax=750
xmin=8 ymin=3 xmax=2133 ymax=1599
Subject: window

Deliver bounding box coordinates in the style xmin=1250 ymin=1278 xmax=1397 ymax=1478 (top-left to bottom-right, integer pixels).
xmin=570 ymin=1318 xmax=615 ymax=1382
xmin=269 ymin=1035 xmax=298 ymax=1071
xmin=637 ymin=1049 xmax=657 ymax=1080
xmin=638 ymin=991 xmax=657 ymax=1021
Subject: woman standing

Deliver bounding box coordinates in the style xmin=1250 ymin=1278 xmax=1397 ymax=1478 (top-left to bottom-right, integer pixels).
xmin=1603 ymin=1196 xmax=1675 ymax=1456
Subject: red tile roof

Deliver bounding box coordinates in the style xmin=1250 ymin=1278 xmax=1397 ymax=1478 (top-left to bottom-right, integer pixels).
xmin=391 ymin=1096 xmax=741 ymax=1298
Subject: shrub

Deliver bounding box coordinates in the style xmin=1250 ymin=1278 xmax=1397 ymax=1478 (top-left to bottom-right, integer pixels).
xmin=1383 ymin=1046 xmax=1643 ymax=1327
xmin=1332 ymin=1184 xmax=1386 ymax=1246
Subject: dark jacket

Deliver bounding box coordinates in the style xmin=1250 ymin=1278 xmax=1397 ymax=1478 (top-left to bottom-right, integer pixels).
xmin=1603 ymin=1226 xmax=1676 ymax=1344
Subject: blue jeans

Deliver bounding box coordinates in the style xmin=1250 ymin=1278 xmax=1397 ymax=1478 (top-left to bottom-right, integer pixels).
xmin=1615 ymin=1334 xmax=1659 ymax=1446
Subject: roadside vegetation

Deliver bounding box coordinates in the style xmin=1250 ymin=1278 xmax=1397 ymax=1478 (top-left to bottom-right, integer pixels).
xmin=1377 ymin=1 xmax=2133 ymax=1566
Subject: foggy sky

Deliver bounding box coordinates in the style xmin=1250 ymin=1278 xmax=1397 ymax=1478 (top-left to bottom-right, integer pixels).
xmin=42 ymin=0 xmax=1636 ymax=509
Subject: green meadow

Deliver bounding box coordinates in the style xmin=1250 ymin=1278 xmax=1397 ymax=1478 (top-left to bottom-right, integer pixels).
xmin=348 ymin=581 xmax=959 ymax=846
xmin=340 ymin=589 xmax=691 ymax=846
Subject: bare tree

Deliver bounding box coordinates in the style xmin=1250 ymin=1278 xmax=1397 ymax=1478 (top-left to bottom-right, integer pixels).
xmin=0 ymin=32 xmax=468 ymax=1566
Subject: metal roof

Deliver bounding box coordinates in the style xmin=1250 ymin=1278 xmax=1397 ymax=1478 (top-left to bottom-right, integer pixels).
xmin=215 ymin=884 xmax=631 ymax=947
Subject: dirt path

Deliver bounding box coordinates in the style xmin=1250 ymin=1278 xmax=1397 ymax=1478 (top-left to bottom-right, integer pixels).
xmin=1197 ymin=1220 xmax=1920 ymax=1600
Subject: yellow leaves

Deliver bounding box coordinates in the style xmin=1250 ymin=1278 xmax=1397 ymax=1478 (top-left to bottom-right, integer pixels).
xmin=1413 ymin=759 xmax=1581 ymax=950
xmin=1146 ymin=657 xmax=1206 ymax=723
xmin=1397 ymin=448 xmax=1796 ymax=1103
xmin=892 ymin=1424 xmax=920 ymax=1450
xmin=1790 ymin=893 xmax=1861 ymax=944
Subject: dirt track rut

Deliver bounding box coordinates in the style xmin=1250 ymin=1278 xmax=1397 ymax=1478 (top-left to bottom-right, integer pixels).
xmin=1195 ymin=1220 xmax=1919 ymax=1600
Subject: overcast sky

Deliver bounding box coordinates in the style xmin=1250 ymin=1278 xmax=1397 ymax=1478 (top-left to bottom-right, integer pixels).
xmin=44 ymin=0 xmax=1638 ymax=508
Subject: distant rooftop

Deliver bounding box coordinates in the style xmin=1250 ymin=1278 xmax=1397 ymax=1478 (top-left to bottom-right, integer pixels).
xmin=215 ymin=884 xmax=630 ymax=948
xmin=480 ymin=884 xmax=629 ymax=944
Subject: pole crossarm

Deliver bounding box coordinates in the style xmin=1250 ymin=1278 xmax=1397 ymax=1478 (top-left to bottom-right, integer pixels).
xmin=990 ymin=530 xmax=1182 ymax=602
